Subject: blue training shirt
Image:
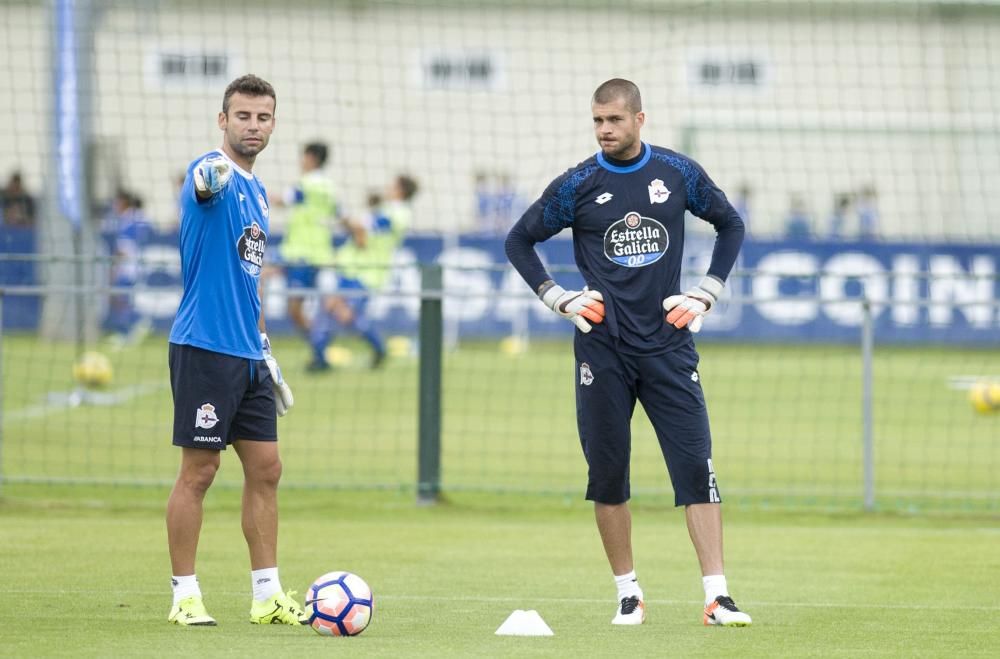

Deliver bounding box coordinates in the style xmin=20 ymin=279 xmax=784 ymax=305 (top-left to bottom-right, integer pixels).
xmin=169 ymin=149 xmax=270 ymax=360
xmin=505 ymin=142 xmax=744 ymax=355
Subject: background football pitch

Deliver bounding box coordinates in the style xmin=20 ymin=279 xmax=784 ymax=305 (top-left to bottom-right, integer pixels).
xmin=2 ymin=334 xmax=998 ymax=511
xmin=1 ymin=483 xmax=998 ymax=658
xmin=1 ymin=334 xmax=999 ymax=656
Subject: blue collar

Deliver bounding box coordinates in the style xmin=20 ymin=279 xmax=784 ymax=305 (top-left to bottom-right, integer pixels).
xmin=596 ymin=142 xmax=651 ymax=173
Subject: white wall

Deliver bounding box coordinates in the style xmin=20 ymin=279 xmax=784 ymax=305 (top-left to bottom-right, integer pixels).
xmin=2 ymin=0 xmax=999 ymax=240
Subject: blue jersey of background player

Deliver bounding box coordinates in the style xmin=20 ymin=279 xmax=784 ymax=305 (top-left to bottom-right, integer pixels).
xmin=505 ymin=78 xmax=752 ymax=628
xmin=103 ymin=189 xmax=153 ymax=343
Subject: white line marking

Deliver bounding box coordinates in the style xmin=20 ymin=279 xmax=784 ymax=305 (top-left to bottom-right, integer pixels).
xmin=0 ymin=590 xmax=995 ymax=612
xmin=5 ymin=383 xmax=165 ymax=421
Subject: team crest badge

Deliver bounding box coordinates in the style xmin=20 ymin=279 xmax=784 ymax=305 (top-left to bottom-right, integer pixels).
xmin=195 ymin=403 xmax=219 ymax=429
xmin=579 ymin=362 xmax=594 ymax=386
xmin=648 ymin=178 xmax=670 ymax=204
xmin=257 ymin=193 xmax=269 ymax=218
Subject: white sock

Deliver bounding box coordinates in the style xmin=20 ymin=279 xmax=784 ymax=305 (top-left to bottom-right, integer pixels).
xmin=252 ymin=567 xmax=282 ymax=601
xmin=702 ymin=574 xmax=729 ymax=605
xmin=614 ymin=570 xmax=644 ymax=601
xmin=171 ymin=574 xmax=201 ymax=606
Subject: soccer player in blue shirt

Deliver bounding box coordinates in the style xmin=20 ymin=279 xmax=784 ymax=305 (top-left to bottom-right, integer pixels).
xmin=165 ymin=74 xmax=302 ymax=627
xmin=103 ymin=190 xmax=153 ymax=345
xmin=274 ymin=141 xmax=340 ymax=364
xmin=506 ymin=79 xmax=752 ymax=627
xmin=309 ymin=173 xmax=418 ymax=370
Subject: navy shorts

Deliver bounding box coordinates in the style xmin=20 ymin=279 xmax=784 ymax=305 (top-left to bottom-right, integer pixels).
xmin=169 ymin=343 xmax=278 ymax=449
xmin=286 ymin=264 xmax=319 ymax=292
xmin=574 ymin=329 xmax=720 ymax=506
xmin=335 ymin=275 xmax=371 ymax=317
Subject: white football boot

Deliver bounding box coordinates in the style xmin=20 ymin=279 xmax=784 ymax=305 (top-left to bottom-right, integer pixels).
xmin=611 ymin=595 xmax=646 ymax=625
xmin=703 ymin=595 xmax=752 ymax=626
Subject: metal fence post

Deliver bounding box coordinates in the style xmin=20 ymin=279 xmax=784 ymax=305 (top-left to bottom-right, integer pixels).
xmin=417 ymin=264 xmax=443 ymax=504
xmin=861 ymin=298 xmax=875 ymax=511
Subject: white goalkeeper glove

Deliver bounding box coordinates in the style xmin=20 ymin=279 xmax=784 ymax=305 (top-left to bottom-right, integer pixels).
xmin=662 ymin=276 xmax=724 ymax=333
xmin=261 ymin=333 xmax=294 ymax=417
xmin=539 ymin=282 xmax=606 ymax=333
xmin=193 ymin=155 xmax=233 ymax=196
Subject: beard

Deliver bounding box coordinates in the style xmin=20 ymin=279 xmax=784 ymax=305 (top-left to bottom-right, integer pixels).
xmin=231 ymin=138 xmax=267 ymax=158
xmin=601 ymin=135 xmax=638 ymax=160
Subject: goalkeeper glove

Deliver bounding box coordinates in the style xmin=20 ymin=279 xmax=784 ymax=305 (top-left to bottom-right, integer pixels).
xmin=193 ymin=156 xmax=233 ymax=196
xmin=662 ymin=276 xmax=724 ymax=333
xmin=261 ymin=333 xmax=294 ymax=417
xmin=539 ymin=282 xmax=605 ymax=333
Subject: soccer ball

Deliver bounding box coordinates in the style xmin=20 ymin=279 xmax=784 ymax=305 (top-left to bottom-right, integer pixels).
xmin=72 ymin=351 xmax=114 ymax=388
xmin=306 ymin=571 xmax=374 ymax=636
xmin=498 ymin=335 xmax=528 ymax=355
xmin=324 ymin=345 xmax=354 ymax=367
xmin=968 ymin=380 xmax=1000 ymax=414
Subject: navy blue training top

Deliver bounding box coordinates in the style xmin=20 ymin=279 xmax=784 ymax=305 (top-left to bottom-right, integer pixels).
xmin=505 ymin=142 xmax=744 ymax=355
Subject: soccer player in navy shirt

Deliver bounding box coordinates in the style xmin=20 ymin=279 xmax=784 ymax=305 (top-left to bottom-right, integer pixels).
xmin=506 ymin=79 xmax=752 ymax=627
xmin=165 ymin=75 xmax=303 ymax=627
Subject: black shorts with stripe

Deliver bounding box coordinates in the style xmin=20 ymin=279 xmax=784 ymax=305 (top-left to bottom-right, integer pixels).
xmin=574 ymin=327 xmax=720 ymax=507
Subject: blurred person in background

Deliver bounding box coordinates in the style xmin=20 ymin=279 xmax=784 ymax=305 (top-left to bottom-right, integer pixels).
xmin=827 ymin=192 xmax=852 ymax=241
xmin=0 ymin=171 xmax=37 ymax=227
xmin=270 ymin=141 xmax=341 ymax=357
xmin=856 ymin=184 xmax=880 ymax=241
xmin=307 ymin=173 xmax=418 ymax=371
xmin=104 ymin=190 xmax=153 ymax=346
xmin=474 ymin=169 xmax=524 ymax=237
xmin=493 ymin=172 xmax=523 ymax=234
xmin=505 ymin=78 xmax=751 ymax=628
xmin=474 ymin=169 xmax=494 ymax=234
xmin=782 ymin=193 xmax=812 ymax=241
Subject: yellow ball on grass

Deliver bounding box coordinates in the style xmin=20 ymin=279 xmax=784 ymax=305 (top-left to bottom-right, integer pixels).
xmin=73 ymin=351 xmax=114 ymax=389
xmin=968 ymin=380 xmax=1000 ymax=414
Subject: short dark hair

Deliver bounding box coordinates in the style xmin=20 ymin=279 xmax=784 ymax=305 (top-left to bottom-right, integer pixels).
xmin=222 ymin=74 xmax=276 ymax=114
xmin=592 ymin=78 xmax=642 ymax=113
xmin=396 ymin=175 xmax=419 ymax=201
xmin=304 ymin=142 xmax=329 ymax=167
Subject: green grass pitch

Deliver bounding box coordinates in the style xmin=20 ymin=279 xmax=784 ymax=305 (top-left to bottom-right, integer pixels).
xmin=1 ymin=483 xmax=998 ymax=657
xmin=2 ymin=333 xmax=997 ymax=511
xmin=1 ymin=334 xmax=998 ymax=655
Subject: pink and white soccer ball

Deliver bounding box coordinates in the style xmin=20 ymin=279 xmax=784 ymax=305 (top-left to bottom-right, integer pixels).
xmin=306 ymin=571 xmax=374 ymax=636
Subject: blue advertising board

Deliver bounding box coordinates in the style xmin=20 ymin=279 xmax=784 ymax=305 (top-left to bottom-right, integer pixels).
xmin=2 ymin=227 xmax=998 ymax=344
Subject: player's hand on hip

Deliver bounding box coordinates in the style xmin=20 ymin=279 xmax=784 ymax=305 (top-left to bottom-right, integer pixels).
xmin=662 ymin=276 xmax=724 ymax=333
xmin=193 ymin=156 xmax=233 ymax=196
xmin=261 ymin=333 xmax=294 ymax=416
xmin=539 ymin=282 xmax=605 ymax=333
